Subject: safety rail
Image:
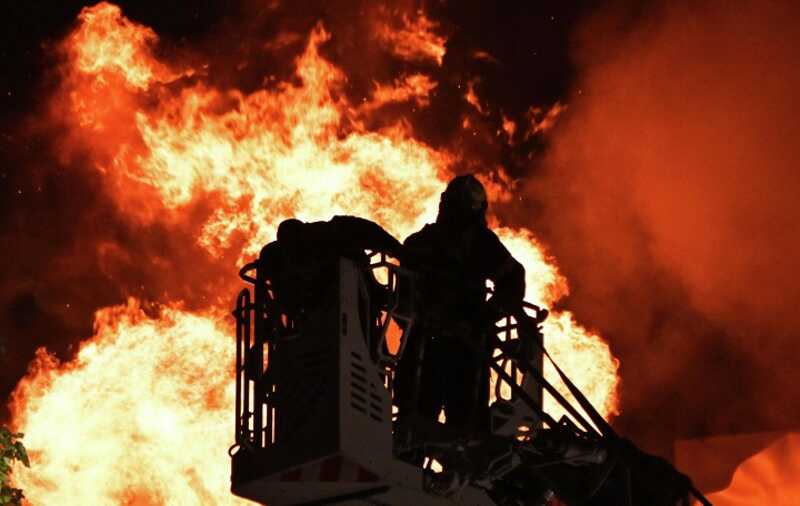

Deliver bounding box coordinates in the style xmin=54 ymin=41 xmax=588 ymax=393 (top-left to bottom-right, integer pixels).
xmin=364 ymin=251 xmax=417 ymax=368
xmin=490 ymin=301 xmax=547 ymax=405
xmin=231 ymin=252 xmax=710 ymax=506
xmin=233 ymin=250 xmax=547 ymax=454
xmin=232 ymin=251 xmax=417 ymax=453
xmin=233 ymin=256 xmax=290 ymax=452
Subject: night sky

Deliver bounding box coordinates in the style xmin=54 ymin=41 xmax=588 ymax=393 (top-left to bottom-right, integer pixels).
xmin=2 ymin=0 xmax=799 ymax=466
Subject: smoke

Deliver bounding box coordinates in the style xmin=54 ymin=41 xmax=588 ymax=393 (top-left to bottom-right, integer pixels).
xmin=525 ymin=0 xmax=800 ymax=453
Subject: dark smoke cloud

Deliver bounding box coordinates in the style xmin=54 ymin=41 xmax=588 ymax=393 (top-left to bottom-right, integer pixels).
xmin=523 ymin=0 xmax=800 ymax=455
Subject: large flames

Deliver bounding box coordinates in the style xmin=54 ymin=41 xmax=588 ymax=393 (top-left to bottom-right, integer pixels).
xmin=11 ymin=301 xmax=239 ymax=505
xmin=10 ymin=3 xmax=619 ymax=504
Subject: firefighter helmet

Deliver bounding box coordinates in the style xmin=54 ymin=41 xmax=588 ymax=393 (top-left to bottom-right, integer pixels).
xmin=437 ymin=174 xmax=488 ymax=226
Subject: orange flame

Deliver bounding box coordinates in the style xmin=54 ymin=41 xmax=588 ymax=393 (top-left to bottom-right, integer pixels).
xmin=11 ymin=300 xmax=248 ymax=505
xmin=373 ymin=9 xmax=447 ymax=66
xmin=10 ymin=3 xmax=619 ymax=502
xmin=527 ymin=102 xmax=567 ymax=137
xmin=364 ymin=74 xmax=439 ymax=111
xmin=67 ymin=3 xmax=180 ymax=90
xmin=501 ymin=115 xmax=517 ymax=141
xmin=707 ymin=432 xmax=800 ymax=505
xmin=465 ymin=79 xmax=487 ymax=115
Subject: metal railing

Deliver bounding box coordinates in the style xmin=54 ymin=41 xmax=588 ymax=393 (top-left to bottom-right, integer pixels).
xmin=232 ymin=250 xmax=547 ymax=452
xmin=232 ymin=252 xmax=418 ymax=452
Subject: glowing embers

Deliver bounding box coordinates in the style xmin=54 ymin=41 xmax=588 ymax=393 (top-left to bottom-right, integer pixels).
xmin=373 ymin=9 xmax=447 ymax=65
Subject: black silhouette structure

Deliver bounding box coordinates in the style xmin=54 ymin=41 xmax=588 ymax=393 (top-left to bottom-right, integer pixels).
xmin=230 ymin=201 xmax=711 ymax=506
xmin=259 ymin=215 xmax=402 ymax=320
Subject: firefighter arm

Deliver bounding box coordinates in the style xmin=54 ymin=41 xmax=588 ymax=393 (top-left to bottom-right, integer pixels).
xmin=484 ymin=230 xmax=526 ymax=315
xmin=330 ymin=215 xmax=402 ymax=256
xmin=488 ymin=256 xmax=526 ymax=314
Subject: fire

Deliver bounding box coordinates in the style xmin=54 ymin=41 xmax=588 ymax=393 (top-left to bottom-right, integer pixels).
xmin=465 ymin=79 xmax=487 ymax=115
xmin=501 ymin=115 xmax=517 ymax=141
xmin=67 ymin=3 xmax=179 ymax=90
xmin=10 ymin=300 xmax=246 ymax=505
xmin=527 ymin=102 xmax=567 ymax=137
xmin=496 ymin=229 xmax=618 ymax=418
xmin=10 ymin=2 xmax=619 ymax=502
xmin=373 ymin=8 xmax=447 ymax=66
xmin=364 ymin=74 xmax=439 ymax=111
xmin=707 ymin=433 xmax=800 ymax=505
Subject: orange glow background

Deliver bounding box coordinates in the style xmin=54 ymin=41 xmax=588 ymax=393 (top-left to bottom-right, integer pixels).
xmin=6 ymin=3 xmax=619 ymax=504
xmin=2 ymin=0 xmax=798 ymax=504
xmin=707 ymin=433 xmax=800 ymax=505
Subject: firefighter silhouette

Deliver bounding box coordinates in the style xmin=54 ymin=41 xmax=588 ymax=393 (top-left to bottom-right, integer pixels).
xmin=395 ymin=174 xmax=525 ymax=433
